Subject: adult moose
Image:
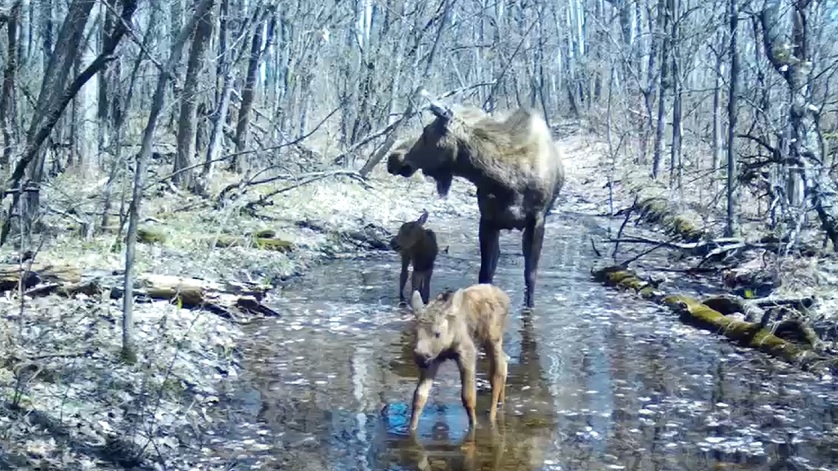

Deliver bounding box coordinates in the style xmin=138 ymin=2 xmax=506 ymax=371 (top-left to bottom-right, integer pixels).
xmin=388 ymin=91 xmax=564 ymax=308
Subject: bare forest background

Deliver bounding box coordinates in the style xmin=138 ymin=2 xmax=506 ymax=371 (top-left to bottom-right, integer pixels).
xmin=0 ymin=0 xmax=837 ymax=325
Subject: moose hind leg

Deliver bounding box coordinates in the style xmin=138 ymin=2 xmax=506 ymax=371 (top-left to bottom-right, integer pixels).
xmin=486 ymin=340 xmax=508 ymax=423
xmin=422 ymin=269 xmax=433 ymax=304
xmin=412 ymin=270 xmax=431 ymax=304
xmin=456 ymin=350 xmax=478 ymax=429
xmin=478 ymin=220 xmax=501 ymax=284
xmin=522 ymin=214 xmax=546 ymax=308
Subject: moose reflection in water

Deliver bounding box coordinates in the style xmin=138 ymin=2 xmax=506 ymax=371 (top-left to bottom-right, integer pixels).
xmin=379 ymin=414 xmax=553 ymax=471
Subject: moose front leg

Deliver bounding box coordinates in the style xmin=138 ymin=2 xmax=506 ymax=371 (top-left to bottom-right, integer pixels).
xmin=522 ymin=214 xmax=546 ymax=308
xmin=399 ymin=254 xmax=410 ymax=304
xmin=408 ymin=362 xmax=440 ymax=432
xmin=478 ymin=219 xmax=501 ymax=284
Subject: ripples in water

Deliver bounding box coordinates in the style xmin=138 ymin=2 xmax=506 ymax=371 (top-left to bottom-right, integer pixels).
xmin=211 ymin=217 xmax=838 ymax=471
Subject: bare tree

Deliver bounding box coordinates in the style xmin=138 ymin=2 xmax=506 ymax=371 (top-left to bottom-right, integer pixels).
xmin=174 ymin=0 xmax=216 ymax=189
xmin=725 ymin=0 xmax=739 ymax=237
xmin=0 ymin=0 xmax=137 ymax=246
xmin=231 ymin=4 xmax=273 ymax=173
xmin=761 ymin=0 xmax=838 ymax=248
xmin=0 ymin=1 xmax=21 ymax=171
xmin=121 ymin=0 xmax=214 ymax=362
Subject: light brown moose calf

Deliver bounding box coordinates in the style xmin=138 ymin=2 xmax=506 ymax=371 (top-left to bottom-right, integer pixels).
xmin=390 ymin=210 xmax=439 ymax=304
xmin=407 ymin=283 xmax=510 ymax=432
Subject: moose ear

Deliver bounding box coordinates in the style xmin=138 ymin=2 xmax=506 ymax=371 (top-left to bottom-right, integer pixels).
xmin=419 ymin=88 xmax=453 ymax=123
xmin=410 ymin=290 xmax=425 ymax=313
xmin=416 ymin=210 xmax=429 ymax=226
xmin=450 ymin=289 xmax=464 ymax=312
xmin=429 ymin=103 xmax=453 ymax=122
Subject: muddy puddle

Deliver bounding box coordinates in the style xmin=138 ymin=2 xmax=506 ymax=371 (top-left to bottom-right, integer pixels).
xmin=213 ymin=214 xmax=838 ymax=470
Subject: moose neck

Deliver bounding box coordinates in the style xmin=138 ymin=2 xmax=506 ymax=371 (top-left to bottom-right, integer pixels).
xmin=453 ymin=144 xmax=517 ymax=193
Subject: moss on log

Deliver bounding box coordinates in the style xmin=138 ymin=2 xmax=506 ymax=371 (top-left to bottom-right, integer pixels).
xmin=214 ymin=234 xmax=294 ymax=252
xmin=592 ymin=265 xmax=837 ymax=375
xmin=137 ymin=227 xmax=167 ymax=244
xmin=660 ymin=294 xmax=811 ymax=362
xmin=590 ymin=266 xmax=658 ymax=300
xmin=633 ymin=196 xmax=708 ymax=243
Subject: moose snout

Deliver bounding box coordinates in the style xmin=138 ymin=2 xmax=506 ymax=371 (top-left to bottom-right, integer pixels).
xmin=397 ymin=165 xmax=415 ymax=177
xmin=387 ymin=153 xmax=412 ymax=176
xmin=413 ymin=349 xmax=433 ymax=367
xmin=389 ymin=236 xmax=400 ymax=251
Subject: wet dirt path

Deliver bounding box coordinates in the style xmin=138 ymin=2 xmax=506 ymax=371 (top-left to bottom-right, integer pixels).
xmin=212 ymin=207 xmax=838 ymax=471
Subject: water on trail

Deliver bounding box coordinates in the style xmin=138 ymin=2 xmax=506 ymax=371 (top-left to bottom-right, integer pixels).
xmin=215 ymin=211 xmax=838 ymax=471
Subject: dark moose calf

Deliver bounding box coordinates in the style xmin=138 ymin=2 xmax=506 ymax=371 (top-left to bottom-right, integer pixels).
xmin=389 ymin=209 xmax=439 ymax=305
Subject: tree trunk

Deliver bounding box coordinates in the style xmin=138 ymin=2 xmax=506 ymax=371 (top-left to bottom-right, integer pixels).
xmin=668 ymin=0 xmax=682 ymax=190
xmin=651 ymin=0 xmax=671 ymax=179
xmin=21 ymin=0 xmax=96 ymax=242
xmin=0 ymin=1 xmax=21 ymax=172
xmin=231 ymin=8 xmax=268 ymax=173
xmin=174 ymin=0 xmax=216 ymax=189
xmin=711 ymin=30 xmax=725 ymax=194
xmin=725 ymin=0 xmax=739 ymax=237
xmin=122 ymin=0 xmax=215 ymax=362
xmin=761 ymin=0 xmax=838 ymax=249
xmin=97 ymin=0 xmax=117 ymax=161
xmin=203 ymin=4 xmax=266 ymax=181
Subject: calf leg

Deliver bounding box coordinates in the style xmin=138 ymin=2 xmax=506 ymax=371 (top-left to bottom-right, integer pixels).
xmin=486 ymin=340 xmax=508 ymax=423
xmin=478 ymin=219 xmax=501 ymax=284
xmin=411 ymin=269 xmax=433 ymax=304
xmin=422 ymin=268 xmax=432 ymax=304
xmin=399 ymin=255 xmax=410 ymax=304
xmin=522 ymin=214 xmax=546 ymax=308
xmin=408 ymin=362 xmax=440 ymax=432
xmin=456 ymin=348 xmax=478 ymax=429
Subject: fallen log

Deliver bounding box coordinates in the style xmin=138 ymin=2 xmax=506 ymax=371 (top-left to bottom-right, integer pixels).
xmin=296 ymin=219 xmax=392 ymax=251
xmin=605 ymin=234 xmax=766 ymax=259
xmin=0 ymin=262 xmax=81 ymax=291
xmin=592 ymin=265 xmax=837 ymax=375
xmin=0 ymin=263 xmax=279 ymax=318
xmin=622 ymin=195 xmax=711 ymax=243
xmin=213 ymin=234 xmax=294 ymax=252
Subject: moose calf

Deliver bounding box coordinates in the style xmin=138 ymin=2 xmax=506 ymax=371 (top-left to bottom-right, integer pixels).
xmin=407 ymin=283 xmax=510 ymax=432
xmin=390 ymin=210 xmax=438 ymax=305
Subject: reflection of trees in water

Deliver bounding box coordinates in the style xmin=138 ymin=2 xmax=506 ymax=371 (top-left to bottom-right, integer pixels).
xmin=601 ymin=322 xmax=645 ymax=468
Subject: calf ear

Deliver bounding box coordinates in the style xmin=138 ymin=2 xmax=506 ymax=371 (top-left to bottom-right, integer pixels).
xmin=450 ymin=289 xmax=464 ymax=312
xmin=410 ymin=290 xmax=425 ymax=313
xmin=416 ymin=210 xmax=429 ymax=226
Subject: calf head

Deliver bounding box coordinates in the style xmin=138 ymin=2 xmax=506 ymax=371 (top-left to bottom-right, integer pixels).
xmin=391 ymin=210 xmax=429 ymax=252
xmin=409 ymin=288 xmax=464 ymax=367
